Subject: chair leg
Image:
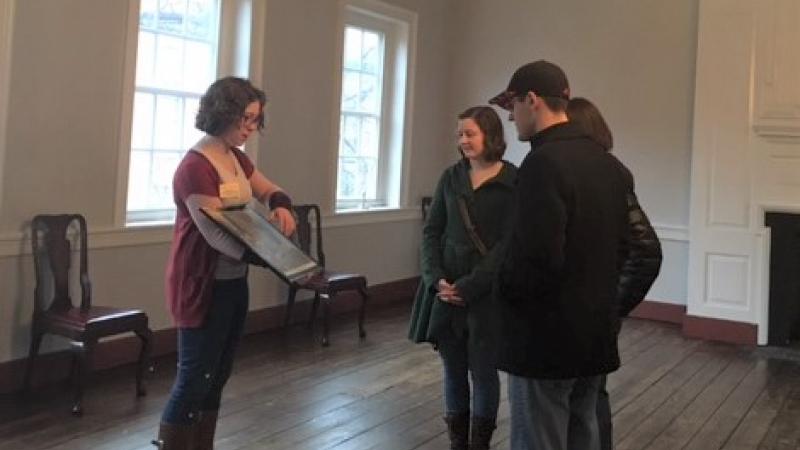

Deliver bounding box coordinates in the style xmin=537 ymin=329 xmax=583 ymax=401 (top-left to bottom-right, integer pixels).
xmin=68 ymin=352 xmax=80 ymax=388
xmin=23 ymin=330 xmax=44 ymax=392
xmin=307 ymin=292 xmax=321 ymax=330
xmin=321 ymin=293 xmax=332 ymax=347
xmin=357 ymin=286 xmax=368 ymax=339
xmin=70 ymin=339 xmax=95 ymax=416
xmin=284 ymin=285 xmax=298 ymax=328
xmin=135 ymin=327 xmax=153 ymax=397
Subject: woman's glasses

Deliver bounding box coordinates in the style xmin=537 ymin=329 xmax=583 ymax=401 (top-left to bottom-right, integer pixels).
xmin=241 ymin=113 xmax=263 ymax=127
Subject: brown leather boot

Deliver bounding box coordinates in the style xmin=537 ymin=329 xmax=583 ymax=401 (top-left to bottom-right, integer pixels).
xmin=195 ymin=410 xmax=219 ymax=450
xmin=443 ymin=412 xmax=469 ymax=450
xmin=469 ymin=416 xmax=496 ymax=450
xmin=151 ymin=422 xmax=195 ymax=450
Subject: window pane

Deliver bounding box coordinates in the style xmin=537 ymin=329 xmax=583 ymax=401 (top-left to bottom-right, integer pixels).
xmin=154 ymin=95 xmax=182 ymax=150
xmin=131 ymin=92 xmax=155 ymax=149
xmin=362 ymin=31 xmax=382 ymax=74
xmin=338 ymin=115 xmax=346 ymax=156
xmin=337 ymin=157 xmax=377 ymax=200
xmin=340 ymin=114 xmax=360 ymax=156
xmin=359 ymin=73 xmax=380 ymax=114
xmin=362 ymin=157 xmax=378 ymax=199
xmin=183 ymin=40 xmax=214 ymax=93
xmin=135 ymin=31 xmax=156 ymax=87
xmin=150 ymin=151 xmax=183 ymax=208
xmin=140 ymin=0 xmax=157 ymax=29
xmin=182 ymin=96 xmax=202 ymax=148
xmin=344 ymin=27 xmax=362 ymax=70
xmin=341 ymin=70 xmax=359 ymax=112
xmin=337 ymin=158 xmax=357 ymax=200
xmin=186 ymin=0 xmax=215 ymax=39
xmin=154 ymin=34 xmax=184 ymax=90
xmin=127 ymin=149 xmax=152 ymax=211
xmin=360 ymin=116 xmax=379 ymax=158
xmin=158 ymin=0 xmax=187 ymax=34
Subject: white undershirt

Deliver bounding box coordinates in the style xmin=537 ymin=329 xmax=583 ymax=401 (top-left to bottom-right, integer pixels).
xmin=194 ymin=148 xmax=254 ymax=279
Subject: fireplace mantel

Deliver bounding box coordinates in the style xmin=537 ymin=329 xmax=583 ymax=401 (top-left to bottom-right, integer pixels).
xmin=688 ymin=0 xmax=800 ymax=345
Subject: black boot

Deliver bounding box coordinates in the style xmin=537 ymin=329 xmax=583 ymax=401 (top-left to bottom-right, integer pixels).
xmin=469 ymin=416 xmax=496 ymax=450
xmin=443 ymin=412 xmax=470 ymax=450
xmin=151 ymin=422 xmax=195 ymax=450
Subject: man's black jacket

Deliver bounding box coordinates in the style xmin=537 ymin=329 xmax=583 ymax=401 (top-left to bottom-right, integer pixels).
xmin=496 ymin=122 xmax=660 ymax=379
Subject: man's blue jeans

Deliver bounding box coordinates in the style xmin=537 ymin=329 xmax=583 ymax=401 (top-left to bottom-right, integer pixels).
xmin=509 ymin=374 xmax=602 ymax=450
xmin=437 ymin=330 xmax=500 ymax=419
xmin=597 ymin=375 xmax=612 ymax=450
xmin=161 ymin=277 xmax=249 ymax=424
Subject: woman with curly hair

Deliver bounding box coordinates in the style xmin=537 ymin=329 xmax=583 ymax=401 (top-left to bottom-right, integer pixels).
xmin=153 ymin=77 xmax=296 ymax=449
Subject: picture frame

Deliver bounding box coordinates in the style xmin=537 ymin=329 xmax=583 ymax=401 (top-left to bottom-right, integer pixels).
xmin=201 ymin=201 xmax=321 ymax=283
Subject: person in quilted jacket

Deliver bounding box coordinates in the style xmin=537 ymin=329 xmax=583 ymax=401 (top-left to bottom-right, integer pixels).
xmin=567 ymin=96 xmax=663 ymax=450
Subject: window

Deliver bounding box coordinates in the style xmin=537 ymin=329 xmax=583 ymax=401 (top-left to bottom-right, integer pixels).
xmin=127 ymin=0 xmax=219 ymax=224
xmin=119 ymin=0 xmax=261 ymax=225
xmin=335 ymin=1 xmax=415 ymax=212
xmin=0 ymin=0 xmax=12 ymax=217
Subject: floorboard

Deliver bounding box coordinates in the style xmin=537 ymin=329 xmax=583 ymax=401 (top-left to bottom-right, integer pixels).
xmin=1 ymin=304 xmax=799 ymax=449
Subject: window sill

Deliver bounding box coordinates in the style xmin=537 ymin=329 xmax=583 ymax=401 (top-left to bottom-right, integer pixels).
xmin=0 ymin=208 xmax=424 ymax=257
xmin=326 ymin=207 xmax=421 ymax=228
xmin=0 ymin=224 xmax=174 ymax=257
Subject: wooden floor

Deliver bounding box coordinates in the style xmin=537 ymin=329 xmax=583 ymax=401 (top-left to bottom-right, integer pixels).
xmin=1 ymin=303 xmax=800 ymax=450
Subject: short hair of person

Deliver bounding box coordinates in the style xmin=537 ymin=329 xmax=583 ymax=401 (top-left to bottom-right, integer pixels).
xmin=196 ymin=76 xmax=267 ymax=136
xmin=540 ymin=95 xmax=568 ymax=113
xmin=457 ymin=105 xmax=507 ymax=162
xmin=566 ymin=97 xmax=614 ymax=150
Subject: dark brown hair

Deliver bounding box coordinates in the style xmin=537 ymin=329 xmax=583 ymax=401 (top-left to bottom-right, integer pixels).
xmin=540 ymin=96 xmax=569 ymax=113
xmin=457 ymin=106 xmax=506 ymax=162
xmin=195 ymin=76 xmax=267 ymax=136
xmin=566 ymin=97 xmax=613 ymax=150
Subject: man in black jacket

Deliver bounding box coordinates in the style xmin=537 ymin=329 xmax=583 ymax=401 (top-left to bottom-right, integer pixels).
xmin=489 ymin=60 xmax=633 ymax=450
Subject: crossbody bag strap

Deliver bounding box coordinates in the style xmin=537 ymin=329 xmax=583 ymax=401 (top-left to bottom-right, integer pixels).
xmin=457 ymin=197 xmax=489 ymax=256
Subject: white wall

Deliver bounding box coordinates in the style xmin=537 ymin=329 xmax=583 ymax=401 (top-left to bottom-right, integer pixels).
xmin=0 ymin=0 xmax=705 ymax=368
xmin=445 ymin=0 xmax=698 ymax=306
xmin=0 ymin=0 xmax=454 ymax=365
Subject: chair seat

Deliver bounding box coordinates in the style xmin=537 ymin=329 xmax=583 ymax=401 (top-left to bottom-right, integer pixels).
xmin=39 ymin=306 xmax=148 ymax=338
xmin=297 ymin=270 xmax=367 ymax=293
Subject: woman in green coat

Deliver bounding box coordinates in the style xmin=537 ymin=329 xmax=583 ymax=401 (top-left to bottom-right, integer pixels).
xmin=408 ymin=106 xmax=516 ymax=450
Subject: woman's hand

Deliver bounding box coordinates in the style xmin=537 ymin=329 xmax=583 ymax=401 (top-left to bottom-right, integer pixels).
xmin=436 ymin=279 xmax=465 ymax=307
xmin=269 ymin=207 xmax=296 ymax=237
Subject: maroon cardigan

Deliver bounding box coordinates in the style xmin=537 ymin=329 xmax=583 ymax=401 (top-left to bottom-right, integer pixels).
xmin=165 ymin=148 xmax=254 ymax=328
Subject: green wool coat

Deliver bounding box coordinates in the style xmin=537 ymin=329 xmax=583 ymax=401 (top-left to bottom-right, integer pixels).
xmin=408 ymin=159 xmax=517 ymax=348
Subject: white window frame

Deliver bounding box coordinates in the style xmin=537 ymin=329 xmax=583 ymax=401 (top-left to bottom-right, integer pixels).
xmin=331 ymin=0 xmax=416 ymax=215
xmin=0 ymin=0 xmax=15 ymax=217
xmin=115 ymin=0 xmax=265 ymax=228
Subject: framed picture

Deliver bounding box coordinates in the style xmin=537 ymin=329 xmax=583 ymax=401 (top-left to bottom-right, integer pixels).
xmin=201 ymin=201 xmax=321 ymax=283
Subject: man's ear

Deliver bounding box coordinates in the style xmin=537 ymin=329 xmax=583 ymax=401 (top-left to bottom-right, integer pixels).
xmin=526 ymin=92 xmax=539 ymax=109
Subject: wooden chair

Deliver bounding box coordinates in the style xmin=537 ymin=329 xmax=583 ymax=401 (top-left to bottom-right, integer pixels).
xmin=421 ymin=196 xmax=433 ymax=221
xmin=283 ymin=204 xmax=368 ymax=346
xmin=23 ymin=214 xmax=153 ymax=415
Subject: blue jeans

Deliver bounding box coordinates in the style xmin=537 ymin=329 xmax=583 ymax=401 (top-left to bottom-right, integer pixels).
xmin=437 ymin=330 xmax=500 ymax=419
xmin=161 ymin=277 xmax=249 ymax=424
xmin=509 ymin=374 xmax=602 ymax=450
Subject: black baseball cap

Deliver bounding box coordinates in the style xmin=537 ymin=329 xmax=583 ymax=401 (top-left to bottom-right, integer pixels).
xmin=489 ymin=60 xmax=570 ymax=110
